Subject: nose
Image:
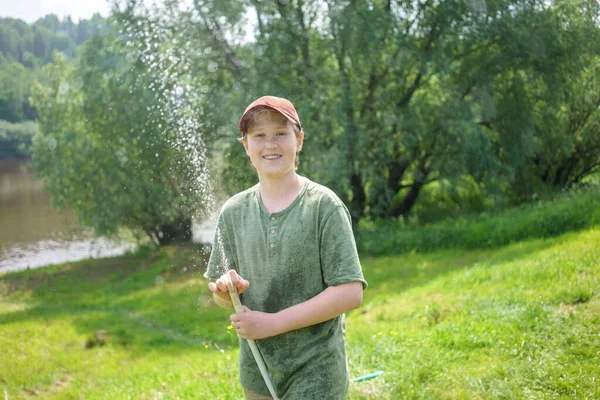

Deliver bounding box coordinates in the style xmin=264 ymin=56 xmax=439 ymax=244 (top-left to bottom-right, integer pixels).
xmin=265 ymin=135 xmax=278 ymax=147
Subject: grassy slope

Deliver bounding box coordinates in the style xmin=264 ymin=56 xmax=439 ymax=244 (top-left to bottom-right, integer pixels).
xmin=0 ymin=229 xmax=599 ymax=399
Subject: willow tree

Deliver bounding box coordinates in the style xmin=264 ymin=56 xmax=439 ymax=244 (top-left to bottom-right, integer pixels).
xmin=112 ymin=0 xmax=600 ymax=222
xmin=31 ymin=31 xmax=210 ymax=245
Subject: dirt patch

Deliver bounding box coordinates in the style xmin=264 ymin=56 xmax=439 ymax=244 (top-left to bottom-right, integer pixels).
xmin=49 ymin=374 xmax=72 ymax=392
xmin=555 ymin=303 xmax=577 ymax=317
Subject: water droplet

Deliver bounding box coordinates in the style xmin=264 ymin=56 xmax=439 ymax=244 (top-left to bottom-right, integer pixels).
xmin=126 ymin=52 xmax=137 ymax=63
xmin=207 ymin=62 xmax=219 ymax=73
xmin=56 ymin=81 xmax=70 ymax=103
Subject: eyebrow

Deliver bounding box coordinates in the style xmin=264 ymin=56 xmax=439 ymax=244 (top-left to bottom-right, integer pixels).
xmin=247 ymin=124 xmax=290 ymax=133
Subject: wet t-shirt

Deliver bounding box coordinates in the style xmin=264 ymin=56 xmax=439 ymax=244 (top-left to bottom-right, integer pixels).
xmin=204 ymin=178 xmax=367 ymax=399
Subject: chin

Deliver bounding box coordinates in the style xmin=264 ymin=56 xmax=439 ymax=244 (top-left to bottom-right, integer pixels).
xmin=260 ymin=168 xmax=293 ymax=179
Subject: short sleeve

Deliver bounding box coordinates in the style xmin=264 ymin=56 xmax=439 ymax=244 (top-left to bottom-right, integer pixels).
xmin=319 ymin=205 xmax=367 ymax=290
xmin=204 ymin=212 xmax=237 ymax=281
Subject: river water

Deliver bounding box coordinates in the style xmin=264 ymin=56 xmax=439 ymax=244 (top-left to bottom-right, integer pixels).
xmin=0 ymin=159 xmax=215 ymax=274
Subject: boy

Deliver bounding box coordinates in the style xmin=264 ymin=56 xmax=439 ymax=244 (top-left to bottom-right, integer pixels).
xmin=204 ymin=96 xmax=367 ymax=399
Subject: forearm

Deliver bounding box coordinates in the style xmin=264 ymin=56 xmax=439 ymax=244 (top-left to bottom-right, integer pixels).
xmin=273 ymin=281 xmax=363 ymax=335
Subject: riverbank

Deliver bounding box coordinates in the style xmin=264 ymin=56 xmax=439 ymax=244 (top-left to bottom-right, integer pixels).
xmin=1 ymin=228 xmax=598 ymax=398
xmin=0 ymin=158 xmax=220 ymax=273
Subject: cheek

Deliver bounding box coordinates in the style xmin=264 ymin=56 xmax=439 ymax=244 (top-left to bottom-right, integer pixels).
xmin=242 ymin=142 xmax=251 ymax=157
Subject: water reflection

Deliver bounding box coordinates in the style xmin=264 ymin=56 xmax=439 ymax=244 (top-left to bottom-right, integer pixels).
xmin=1 ymin=159 xmax=78 ymax=246
xmin=0 ymin=159 xmax=216 ymax=274
xmin=1 ymin=238 xmax=135 ymax=273
xmin=0 ymin=159 xmax=135 ymax=273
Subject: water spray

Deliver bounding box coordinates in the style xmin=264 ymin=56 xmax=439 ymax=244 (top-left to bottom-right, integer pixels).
xmin=228 ymin=288 xmax=279 ymax=400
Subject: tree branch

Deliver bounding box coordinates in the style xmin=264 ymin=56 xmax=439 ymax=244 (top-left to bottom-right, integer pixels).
xmin=195 ymin=5 xmax=240 ymax=75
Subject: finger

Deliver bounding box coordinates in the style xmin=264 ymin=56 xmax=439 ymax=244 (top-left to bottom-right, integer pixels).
xmin=225 ymin=271 xmax=236 ymax=292
xmin=216 ymin=281 xmax=228 ymax=292
xmin=239 ymin=279 xmax=250 ymax=292
xmin=208 ymin=282 xmax=216 ymax=292
xmin=242 ymin=305 xmax=251 ymax=312
xmin=235 ymin=273 xmax=247 ymax=291
xmin=228 ymin=269 xmax=239 ymax=284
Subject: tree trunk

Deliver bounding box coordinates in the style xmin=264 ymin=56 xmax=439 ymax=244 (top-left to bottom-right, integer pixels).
xmin=349 ymin=171 xmax=366 ymax=227
xmin=157 ymin=214 xmax=193 ymax=245
xmin=390 ymin=179 xmax=425 ymax=218
xmin=387 ymin=159 xmax=410 ymax=195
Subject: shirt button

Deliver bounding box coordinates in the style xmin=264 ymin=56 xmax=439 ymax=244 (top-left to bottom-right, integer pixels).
xmin=271 ymin=216 xmax=276 ymax=221
xmin=271 ymin=229 xmax=276 ymax=234
xmin=270 ymin=243 xmax=275 ymax=248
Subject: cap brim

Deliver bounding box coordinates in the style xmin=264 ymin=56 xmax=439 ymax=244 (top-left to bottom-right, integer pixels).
xmin=238 ymin=105 xmax=297 ymax=133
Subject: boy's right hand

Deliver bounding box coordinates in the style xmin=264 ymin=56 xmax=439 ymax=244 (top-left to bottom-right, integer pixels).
xmin=208 ymin=269 xmax=250 ymax=303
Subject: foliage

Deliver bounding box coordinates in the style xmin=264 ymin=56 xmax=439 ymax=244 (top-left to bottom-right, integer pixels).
xmin=0 ymin=15 xmax=109 ymax=122
xmin=18 ymin=1 xmax=600 ymax=234
xmin=1 ymin=225 xmax=598 ymax=398
xmin=357 ymin=186 xmax=600 ymax=256
xmin=112 ymin=0 xmax=600 ymax=223
xmin=527 ymin=58 xmax=600 ymax=193
xmin=0 ymin=54 xmax=37 ymax=122
xmin=0 ymin=120 xmax=38 ymax=159
xmin=30 ymin=33 xmax=209 ymax=245
xmin=0 ymin=15 xmax=108 ymax=64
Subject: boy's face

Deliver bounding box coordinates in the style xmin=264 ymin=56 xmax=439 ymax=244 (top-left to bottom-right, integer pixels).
xmin=243 ymin=110 xmax=304 ymax=180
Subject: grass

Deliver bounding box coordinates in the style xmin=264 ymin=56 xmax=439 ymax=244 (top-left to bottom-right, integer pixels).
xmin=1 ymin=230 xmax=599 ymax=398
xmin=357 ymin=188 xmax=600 ymax=256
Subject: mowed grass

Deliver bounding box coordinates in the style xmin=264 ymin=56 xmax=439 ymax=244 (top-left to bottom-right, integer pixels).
xmin=1 ymin=229 xmax=599 ymax=399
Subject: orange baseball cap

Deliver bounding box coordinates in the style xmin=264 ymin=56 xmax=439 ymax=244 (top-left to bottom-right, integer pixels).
xmin=238 ymin=96 xmax=302 ymax=134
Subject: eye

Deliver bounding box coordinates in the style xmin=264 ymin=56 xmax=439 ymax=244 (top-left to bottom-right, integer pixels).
xmin=277 ymin=131 xmax=287 ymax=136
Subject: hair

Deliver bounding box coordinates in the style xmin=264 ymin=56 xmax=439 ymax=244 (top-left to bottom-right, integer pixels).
xmin=239 ymin=113 xmax=303 ymax=169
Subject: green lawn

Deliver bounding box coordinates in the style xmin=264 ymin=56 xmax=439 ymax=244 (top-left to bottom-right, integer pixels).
xmin=1 ymin=229 xmax=599 ymax=399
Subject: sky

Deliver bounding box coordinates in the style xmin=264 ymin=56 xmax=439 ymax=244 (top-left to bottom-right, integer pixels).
xmin=1 ymin=0 xmax=112 ymax=23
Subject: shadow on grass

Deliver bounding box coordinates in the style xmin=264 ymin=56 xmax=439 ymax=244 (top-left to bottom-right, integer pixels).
xmin=359 ymin=234 xmax=561 ymax=302
xmin=0 ymin=244 xmax=236 ymax=352
xmin=0 ymin=233 xmax=566 ymax=356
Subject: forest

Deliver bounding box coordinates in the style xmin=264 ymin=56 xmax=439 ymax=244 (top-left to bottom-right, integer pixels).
xmin=2 ymin=0 xmax=600 ymax=243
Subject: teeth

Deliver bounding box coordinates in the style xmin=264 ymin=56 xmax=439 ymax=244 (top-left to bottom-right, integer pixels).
xmin=263 ymin=155 xmax=281 ymax=159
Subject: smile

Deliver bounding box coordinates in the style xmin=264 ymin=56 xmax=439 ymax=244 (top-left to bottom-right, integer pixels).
xmin=262 ymin=155 xmax=282 ymax=160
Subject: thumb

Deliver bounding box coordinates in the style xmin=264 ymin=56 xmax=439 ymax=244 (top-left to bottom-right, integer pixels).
xmin=242 ymin=305 xmax=251 ymax=313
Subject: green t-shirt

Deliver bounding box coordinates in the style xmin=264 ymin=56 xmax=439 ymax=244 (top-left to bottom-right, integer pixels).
xmin=204 ymin=178 xmax=367 ymax=399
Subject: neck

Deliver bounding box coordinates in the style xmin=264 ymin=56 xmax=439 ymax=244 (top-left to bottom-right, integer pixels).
xmin=259 ymin=171 xmax=302 ymax=197
xmin=258 ymin=172 xmax=305 ymax=212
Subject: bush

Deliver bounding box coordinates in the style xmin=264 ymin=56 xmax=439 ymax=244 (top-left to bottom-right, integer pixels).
xmin=357 ymin=188 xmax=600 ymax=256
xmin=0 ymin=120 xmax=37 ymax=159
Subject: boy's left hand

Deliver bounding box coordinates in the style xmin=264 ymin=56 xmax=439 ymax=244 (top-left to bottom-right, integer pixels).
xmin=230 ymin=306 xmax=280 ymax=340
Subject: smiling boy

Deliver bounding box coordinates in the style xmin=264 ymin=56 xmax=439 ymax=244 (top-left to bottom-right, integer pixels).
xmin=204 ymin=96 xmax=367 ymax=399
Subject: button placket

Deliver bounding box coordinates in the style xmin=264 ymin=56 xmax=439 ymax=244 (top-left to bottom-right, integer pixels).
xmin=269 ymin=215 xmax=278 ymax=249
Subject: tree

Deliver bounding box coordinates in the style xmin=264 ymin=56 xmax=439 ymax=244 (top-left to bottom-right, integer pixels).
xmin=0 ymin=120 xmax=37 ymax=159
xmin=33 ymin=30 xmax=46 ymax=58
xmin=30 ymin=33 xmax=210 ymax=245
xmin=110 ymin=0 xmax=600 ymax=224
xmin=0 ymin=57 xmax=31 ymax=122
xmin=240 ymin=0 xmax=600 ymax=219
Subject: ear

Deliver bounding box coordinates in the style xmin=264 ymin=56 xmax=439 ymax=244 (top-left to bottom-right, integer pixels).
xmin=296 ymin=131 xmax=305 ymax=152
xmin=241 ymin=138 xmax=250 ymax=156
